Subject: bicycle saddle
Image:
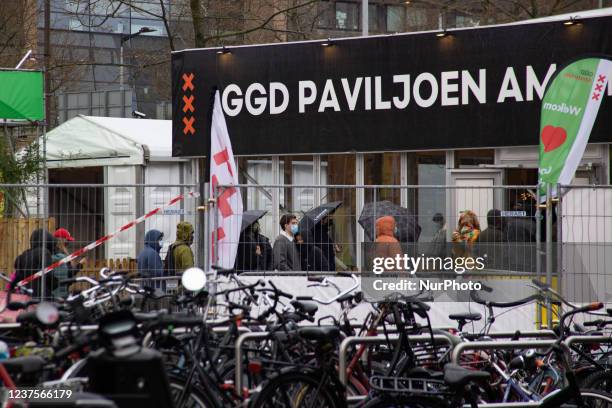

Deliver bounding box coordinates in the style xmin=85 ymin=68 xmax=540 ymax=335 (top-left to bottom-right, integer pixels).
xmin=291 ymin=300 xmax=318 ymax=315
xmin=133 ymin=311 xmax=163 ymax=322
xmin=443 ymin=363 xmax=490 ymax=387
xmin=336 ymin=292 xmax=354 ymax=303
xmin=298 ymin=326 xmax=340 ymax=342
xmin=448 ymin=312 xmax=481 ymax=322
xmin=2 ymin=356 xmax=46 ymax=374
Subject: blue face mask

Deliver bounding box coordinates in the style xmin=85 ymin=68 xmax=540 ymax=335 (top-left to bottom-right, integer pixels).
xmin=290 ymin=224 xmax=299 ymax=235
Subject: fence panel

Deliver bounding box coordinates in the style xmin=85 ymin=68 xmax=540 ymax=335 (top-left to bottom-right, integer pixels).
xmin=1 ymin=183 xmax=199 ymax=297
xmin=215 ymin=184 xmax=543 ymax=282
xmin=559 ymin=185 xmax=612 ymax=304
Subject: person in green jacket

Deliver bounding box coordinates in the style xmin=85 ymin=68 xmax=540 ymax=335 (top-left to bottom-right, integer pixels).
xmin=167 ymin=221 xmax=195 ymax=274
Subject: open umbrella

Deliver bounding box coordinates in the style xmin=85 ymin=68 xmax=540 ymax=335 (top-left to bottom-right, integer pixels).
xmin=359 ymin=201 xmax=421 ymax=242
xmin=241 ymin=210 xmax=267 ymax=233
xmin=299 ymin=201 xmax=343 ymax=233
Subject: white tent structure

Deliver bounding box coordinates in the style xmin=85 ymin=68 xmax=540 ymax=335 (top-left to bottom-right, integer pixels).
xmin=45 ymin=115 xmax=175 ymax=168
xmin=36 ymin=115 xmax=197 ymax=260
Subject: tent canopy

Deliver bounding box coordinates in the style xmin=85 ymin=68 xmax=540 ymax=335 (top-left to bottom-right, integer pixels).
xmin=43 ymin=115 xmax=179 ymax=168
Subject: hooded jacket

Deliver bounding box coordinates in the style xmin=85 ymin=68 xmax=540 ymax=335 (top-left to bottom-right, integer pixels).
xmin=374 ymin=216 xmax=403 ymax=262
xmin=14 ymin=229 xmax=57 ymax=297
xmin=170 ymin=222 xmax=194 ymax=273
xmin=137 ymin=229 xmax=165 ymax=278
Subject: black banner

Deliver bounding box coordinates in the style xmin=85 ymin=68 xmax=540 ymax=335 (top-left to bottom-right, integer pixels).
xmin=172 ymin=15 xmax=612 ymax=157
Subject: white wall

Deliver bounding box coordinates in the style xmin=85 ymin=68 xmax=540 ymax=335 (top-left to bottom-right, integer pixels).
xmin=104 ymin=165 xmax=139 ymax=259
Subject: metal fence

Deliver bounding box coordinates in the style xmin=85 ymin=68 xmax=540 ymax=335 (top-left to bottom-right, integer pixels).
xmin=558 ymin=184 xmax=612 ymax=305
xmin=0 ymin=183 xmax=199 ymax=297
xmin=212 ymin=183 xmax=610 ymax=321
xmin=213 ymin=184 xmax=543 ymax=275
xmin=1 ymin=182 xmax=611 ymax=314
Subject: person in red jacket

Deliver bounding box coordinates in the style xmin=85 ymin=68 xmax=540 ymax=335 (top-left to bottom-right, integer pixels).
xmin=374 ymin=216 xmax=403 ymax=269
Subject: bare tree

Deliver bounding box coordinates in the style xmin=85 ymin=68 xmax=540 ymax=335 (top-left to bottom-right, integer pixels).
xmin=407 ymin=0 xmax=599 ymax=27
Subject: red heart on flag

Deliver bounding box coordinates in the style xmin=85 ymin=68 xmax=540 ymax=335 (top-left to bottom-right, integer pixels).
xmin=541 ymin=125 xmax=567 ymax=153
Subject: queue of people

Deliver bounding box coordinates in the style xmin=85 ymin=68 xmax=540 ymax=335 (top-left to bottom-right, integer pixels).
xmin=11 ymin=203 xmax=539 ymax=296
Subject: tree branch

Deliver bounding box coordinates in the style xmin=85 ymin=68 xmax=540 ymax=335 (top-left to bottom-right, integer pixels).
xmin=200 ymin=0 xmax=318 ymax=46
xmin=190 ymin=0 xmax=206 ymax=48
xmin=158 ymin=0 xmax=175 ymax=51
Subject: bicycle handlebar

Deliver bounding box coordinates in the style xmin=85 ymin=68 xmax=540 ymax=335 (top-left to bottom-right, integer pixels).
xmin=470 ymin=287 xmax=544 ymax=308
xmin=310 ymin=274 xmax=359 ymax=305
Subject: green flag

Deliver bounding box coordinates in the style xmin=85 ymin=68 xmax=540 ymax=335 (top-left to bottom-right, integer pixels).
xmin=538 ymin=58 xmax=611 ymax=197
xmin=0 ymin=70 xmax=44 ymax=121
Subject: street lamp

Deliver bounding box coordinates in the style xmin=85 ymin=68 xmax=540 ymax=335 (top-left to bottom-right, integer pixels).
xmin=120 ymin=26 xmax=156 ymax=90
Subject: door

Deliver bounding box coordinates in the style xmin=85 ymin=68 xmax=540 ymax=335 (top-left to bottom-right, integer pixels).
xmin=448 ymin=169 xmax=503 ymax=233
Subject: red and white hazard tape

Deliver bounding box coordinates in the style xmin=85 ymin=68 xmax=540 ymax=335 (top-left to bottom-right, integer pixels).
xmin=17 ymin=191 xmax=200 ymax=287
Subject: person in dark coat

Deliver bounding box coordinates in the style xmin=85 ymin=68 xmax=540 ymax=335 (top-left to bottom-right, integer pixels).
xmin=476 ymin=209 xmax=507 ymax=270
xmin=137 ymin=230 xmax=165 ymax=288
xmin=505 ymin=203 xmax=537 ymax=272
xmin=251 ymin=221 xmax=273 ymax=271
xmin=295 ymin=233 xmax=326 ymax=272
xmin=235 ymin=226 xmax=261 ymax=272
xmin=309 ymin=217 xmax=337 ymax=271
xmin=478 ymin=209 xmax=505 ymax=242
xmin=235 ymin=221 xmax=273 ymax=272
xmin=273 ymin=214 xmax=301 ymax=271
xmin=505 ymin=203 xmax=536 ymax=243
xmin=255 ymin=227 xmax=274 ymax=270
xmin=14 ymin=229 xmax=57 ymax=298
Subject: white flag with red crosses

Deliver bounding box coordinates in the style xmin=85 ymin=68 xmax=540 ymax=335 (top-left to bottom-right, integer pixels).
xmin=209 ymin=90 xmax=243 ymax=269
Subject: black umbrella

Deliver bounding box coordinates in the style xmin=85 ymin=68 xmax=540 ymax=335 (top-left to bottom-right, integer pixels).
xmin=359 ymin=201 xmax=421 ymax=242
xmin=299 ymin=201 xmax=343 ymax=233
xmin=241 ymin=210 xmax=268 ymax=233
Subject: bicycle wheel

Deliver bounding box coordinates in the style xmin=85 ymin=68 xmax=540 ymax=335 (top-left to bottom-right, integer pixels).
xmin=582 ymin=370 xmax=612 ymax=393
xmin=249 ymin=370 xmax=343 ymax=408
xmin=574 ymin=389 xmax=612 ymax=407
xmin=168 ymin=375 xmax=218 ymax=408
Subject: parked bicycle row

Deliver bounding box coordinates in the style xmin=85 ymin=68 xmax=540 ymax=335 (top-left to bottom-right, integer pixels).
xmin=0 ymin=267 xmax=612 ymax=407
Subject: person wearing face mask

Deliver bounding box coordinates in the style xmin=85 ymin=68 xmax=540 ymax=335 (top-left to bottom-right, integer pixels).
xmin=272 ymin=214 xmax=301 ymax=271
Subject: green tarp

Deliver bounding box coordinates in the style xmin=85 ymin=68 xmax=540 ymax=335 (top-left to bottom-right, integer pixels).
xmin=0 ymin=70 xmax=44 ymax=121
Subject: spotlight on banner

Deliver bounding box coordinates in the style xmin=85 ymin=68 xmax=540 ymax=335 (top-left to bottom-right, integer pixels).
xmin=436 ymin=30 xmax=448 ymax=38
xmin=321 ymin=38 xmax=334 ymax=47
xmin=216 ymin=46 xmax=231 ymax=55
xmin=563 ymin=16 xmax=581 ymax=26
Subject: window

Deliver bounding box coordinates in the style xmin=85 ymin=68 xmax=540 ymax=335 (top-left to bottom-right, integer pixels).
xmin=317 ymin=1 xmax=335 ymax=28
xmin=455 ymin=13 xmax=479 ymax=28
xmin=238 ymin=157 xmax=277 ymax=240
xmin=364 ymin=152 xmax=402 ymax=204
xmin=406 ymin=8 xmax=428 ymax=31
xmin=368 ymin=4 xmax=379 ymax=32
xmin=280 ymin=156 xmax=315 ymax=214
xmin=336 ymin=2 xmax=359 ymax=30
xmin=321 ymin=154 xmax=357 ymax=270
xmin=455 ymin=149 xmax=494 ymax=168
xmin=408 ymin=152 xmax=446 ymax=242
xmin=68 ymin=18 xmax=83 ymax=31
xmin=386 ymin=5 xmax=405 ymax=32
